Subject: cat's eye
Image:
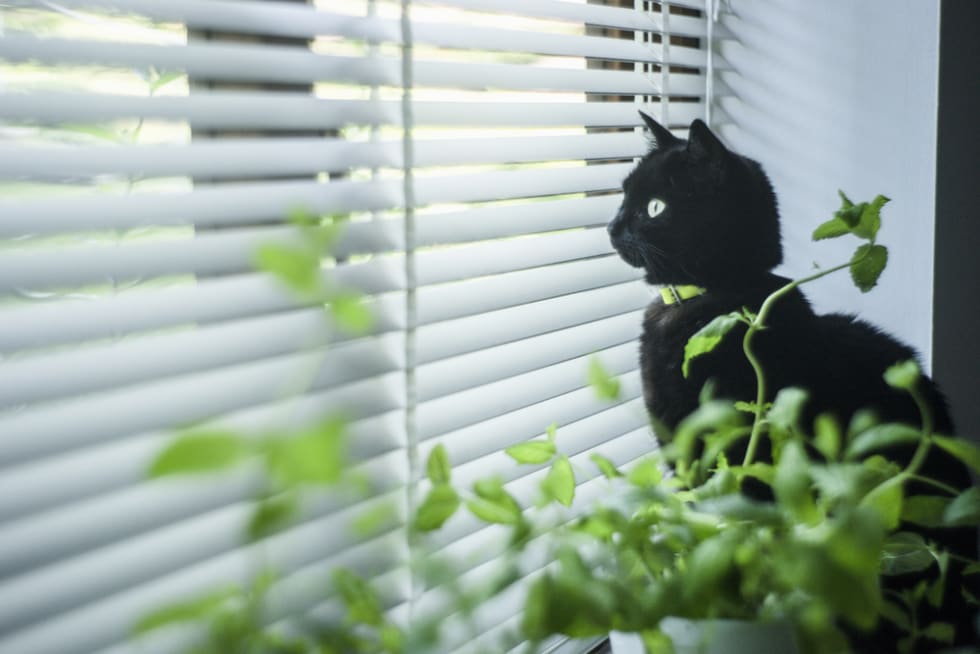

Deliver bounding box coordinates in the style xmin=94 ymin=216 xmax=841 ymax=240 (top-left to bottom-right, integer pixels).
xmin=646 ymin=198 xmax=667 ymax=218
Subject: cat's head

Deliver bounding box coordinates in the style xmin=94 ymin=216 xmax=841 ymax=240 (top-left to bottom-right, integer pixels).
xmin=607 ymin=112 xmax=782 ymax=288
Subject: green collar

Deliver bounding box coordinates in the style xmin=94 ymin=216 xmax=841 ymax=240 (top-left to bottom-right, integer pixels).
xmin=660 ymin=285 xmax=706 ymax=305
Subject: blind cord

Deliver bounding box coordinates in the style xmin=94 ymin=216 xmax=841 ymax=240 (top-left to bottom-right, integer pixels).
xmin=704 ymin=0 xmax=729 ymax=127
xmin=705 ymin=0 xmax=715 ymax=126
xmin=400 ymin=0 xmax=421 ymax=622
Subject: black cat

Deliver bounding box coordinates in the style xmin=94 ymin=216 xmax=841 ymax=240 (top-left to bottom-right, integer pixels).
xmin=608 ymin=112 xmax=977 ymax=652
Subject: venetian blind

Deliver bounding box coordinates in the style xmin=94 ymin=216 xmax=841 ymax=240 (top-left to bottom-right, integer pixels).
xmin=0 ymin=1 xmax=709 ymax=652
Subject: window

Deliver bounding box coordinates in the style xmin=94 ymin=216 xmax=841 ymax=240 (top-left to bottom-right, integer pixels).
xmin=0 ymin=2 xmax=709 ymax=652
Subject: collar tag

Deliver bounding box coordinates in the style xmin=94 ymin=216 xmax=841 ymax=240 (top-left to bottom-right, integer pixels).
xmin=660 ymin=285 xmax=706 ymax=305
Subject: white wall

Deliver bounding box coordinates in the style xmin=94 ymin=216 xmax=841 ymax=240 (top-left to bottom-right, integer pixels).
xmin=712 ymin=1 xmax=940 ymax=368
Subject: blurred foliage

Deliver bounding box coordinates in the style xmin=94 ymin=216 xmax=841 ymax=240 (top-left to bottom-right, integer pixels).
xmin=138 ymin=196 xmax=980 ymax=654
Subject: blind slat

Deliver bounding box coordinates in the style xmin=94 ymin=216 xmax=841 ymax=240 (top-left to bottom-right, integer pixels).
xmin=0 ymin=222 xmax=402 ymax=291
xmin=0 ymin=367 xmax=405 ymax=470
xmin=0 ymin=35 xmax=708 ymax=94
xmin=418 ymin=310 xmax=641 ymax=401
xmin=0 ymin=509 xmax=409 ymax=654
xmin=16 ymin=0 xmax=399 ymax=43
xmin=422 ymin=0 xmax=707 ymax=34
xmin=0 ymin=165 xmax=632 ymax=236
xmin=417 ymin=193 xmax=618 ymax=247
xmin=417 ymin=227 xmax=616 ymax=286
xmin=418 ymin=341 xmax=637 ymax=439
xmin=421 ymin=370 xmax=642 ymax=468
xmin=0 ymin=411 xmax=405 ymax=523
xmin=417 ymin=255 xmax=641 ymax=329
xmin=46 ymin=0 xmax=708 ymax=40
xmin=0 ymin=259 xmax=405 ymax=352
xmin=0 ymin=178 xmax=399 ymax=236
xmin=0 ymin=448 xmax=406 ymax=586
xmin=418 ymin=281 xmax=648 ymax=364
xmin=0 ymin=320 xmax=404 ymax=409
xmin=0 ymin=132 xmax=645 ymax=181
xmin=0 ymin=93 xmax=703 ymax=130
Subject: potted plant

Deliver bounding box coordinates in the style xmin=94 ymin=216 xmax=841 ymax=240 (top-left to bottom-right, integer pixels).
xmin=412 ymin=191 xmax=980 ymax=653
xmin=138 ymin=198 xmax=980 ymax=653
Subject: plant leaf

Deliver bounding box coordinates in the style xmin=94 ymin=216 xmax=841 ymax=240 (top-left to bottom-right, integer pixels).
xmin=879 ymin=599 xmax=911 ymax=631
xmin=852 ymin=195 xmax=889 ymax=240
xmin=468 ymin=478 xmax=522 ymax=524
xmin=922 ymin=621 xmax=955 ymax=644
xmin=426 ymin=443 xmax=452 ymax=484
xmin=943 ymin=486 xmax=980 ymax=527
xmin=286 ymin=206 xmax=319 ymax=227
xmin=784 ymin=510 xmax=884 ymax=629
xmin=933 ymin=436 xmax=980 ymax=475
xmin=767 ymin=387 xmax=809 ymax=435
xmin=812 ymin=217 xmax=852 ymax=241
xmin=682 ymin=312 xmax=741 ymax=378
xmin=254 ymin=242 xmax=321 ymax=296
xmin=133 ymin=587 xmax=239 ymax=635
xmin=333 ymin=569 xmax=384 ymax=627
xmin=861 ymin=477 xmax=904 ymax=530
xmin=505 ymin=440 xmax=556 ymax=465
xmin=329 ymin=292 xmax=374 ymax=334
xmin=883 ymin=360 xmax=921 ymax=391
xmin=845 ymin=423 xmax=921 ymax=460
xmin=734 ymin=400 xmax=766 ymax=414
xmin=901 ymin=495 xmax=952 ymax=528
xmin=849 ymin=243 xmax=888 ymax=292
xmin=880 ymin=532 xmax=935 ymax=575
xmin=467 ymin=497 xmax=521 ymax=524
xmin=813 ymin=413 xmax=842 ymax=461
xmin=927 ymin=550 xmax=950 ymax=608
xmin=542 ymin=456 xmax=575 ymax=507
xmin=352 ymin=501 xmax=397 ymax=537
xmin=591 ymin=453 xmax=623 ymax=479
xmin=835 ymin=190 xmax=864 ymax=228
xmin=627 ymin=457 xmax=663 ymax=487
xmin=682 ymin=533 xmax=737 ymax=605
xmin=247 ymin=492 xmax=298 ymax=542
xmin=587 ymin=357 xmax=621 ymax=400
xmin=149 ymin=430 xmax=249 ymax=477
xmin=266 ymin=417 xmax=346 ymax=486
xmin=414 ymin=484 xmax=460 ymax=531
xmin=730 ymin=462 xmax=776 ymax=486
xmin=773 ymin=441 xmax=812 ymax=519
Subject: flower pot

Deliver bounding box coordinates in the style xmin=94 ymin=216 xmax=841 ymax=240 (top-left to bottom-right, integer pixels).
xmin=610 ymin=618 xmax=800 ymax=654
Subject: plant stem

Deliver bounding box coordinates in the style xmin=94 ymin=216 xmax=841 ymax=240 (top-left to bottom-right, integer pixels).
xmin=908 ymin=473 xmax=960 ymax=496
xmin=742 ymin=262 xmax=853 ymax=466
xmin=894 ymin=384 xmax=936 ymax=487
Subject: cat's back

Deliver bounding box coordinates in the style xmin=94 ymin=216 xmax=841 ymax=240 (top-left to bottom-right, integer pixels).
xmin=806 ymin=311 xmax=954 ymax=432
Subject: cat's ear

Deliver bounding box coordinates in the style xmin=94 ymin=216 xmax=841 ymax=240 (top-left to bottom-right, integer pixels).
xmin=687 ymin=119 xmax=727 ymax=161
xmin=639 ymin=111 xmax=680 ymax=150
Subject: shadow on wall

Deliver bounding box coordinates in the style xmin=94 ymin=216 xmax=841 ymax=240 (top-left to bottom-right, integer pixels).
xmin=711 ymin=1 xmax=941 ymax=365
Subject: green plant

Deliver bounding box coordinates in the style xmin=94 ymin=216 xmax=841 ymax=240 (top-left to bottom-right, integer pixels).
xmin=134 ymin=209 xmax=387 ymax=653
xmin=137 ymin=195 xmax=980 ymax=654
xmin=411 ymin=191 xmax=980 ymax=653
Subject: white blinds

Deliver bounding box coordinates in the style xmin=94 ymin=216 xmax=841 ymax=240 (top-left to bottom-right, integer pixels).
xmin=0 ymin=1 xmax=708 ymax=653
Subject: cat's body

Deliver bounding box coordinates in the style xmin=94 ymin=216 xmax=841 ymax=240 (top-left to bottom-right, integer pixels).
xmin=609 ymin=114 xmax=976 ymax=651
xmin=640 ymin=273 xmax=951 ymax=436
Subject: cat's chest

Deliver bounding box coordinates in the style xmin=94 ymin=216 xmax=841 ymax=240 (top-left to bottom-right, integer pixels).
xmin=638 ymin=300 xmax=721 ymax=426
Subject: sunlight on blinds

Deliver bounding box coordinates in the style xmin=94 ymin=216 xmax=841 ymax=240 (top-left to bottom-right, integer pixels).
xmin=0 ymin=1 xmax=709 ymax=652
